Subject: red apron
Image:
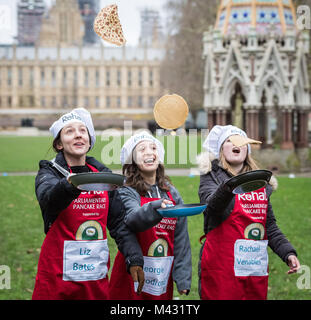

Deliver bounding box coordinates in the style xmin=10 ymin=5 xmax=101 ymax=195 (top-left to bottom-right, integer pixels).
xmin=200 ymin=187 xmax=269 ymax=300
xmin=109 ymin=192 xmax=176 ymax=300
xmin=32 ymin=164 xmax=110 ymax=300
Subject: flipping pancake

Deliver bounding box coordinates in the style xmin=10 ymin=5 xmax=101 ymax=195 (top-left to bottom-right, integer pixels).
xmin=229 ymin=135 xmax=262 ymax=148
xmin=154 ymin=94 xmax=189 ymax=130
xmin=94 ymin=4 xmax=126 ymax=46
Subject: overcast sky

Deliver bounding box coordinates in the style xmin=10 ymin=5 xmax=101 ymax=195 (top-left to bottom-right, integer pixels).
xmin=0 ymin=0 xmax=168 ymax=45
xmin=102 ymin=0 xmax=168 ymax=45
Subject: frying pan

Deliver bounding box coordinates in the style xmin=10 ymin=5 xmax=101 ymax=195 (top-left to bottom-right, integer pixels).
xmin=225 ymin=170 xmax=272 ymax=194
xmin=157 ymin=203 xmax=207 ymax=217
xmin=68 ymin=172 xmax=125 ymax=191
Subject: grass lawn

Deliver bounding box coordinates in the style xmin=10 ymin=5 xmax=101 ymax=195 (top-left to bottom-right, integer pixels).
xmin=0 ymin=175 xmax=310 ymax=300
xmin=0 ymin=135 xmax=203 ymax=172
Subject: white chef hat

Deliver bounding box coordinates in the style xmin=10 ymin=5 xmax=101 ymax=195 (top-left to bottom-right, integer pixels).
xmin=202 ymin=125 xmax=261 ymax=158
xmin=49 ymin=108 xmax=96 ymax=150
xmin=120 ymin=131 xmax=165 ymax=166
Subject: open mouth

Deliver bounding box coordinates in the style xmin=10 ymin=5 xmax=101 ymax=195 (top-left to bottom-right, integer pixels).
xmin=232 ymin=147 xmax=240 ymax=154
xmin=74 ymin=142 xmax=85 ymax=147
xmin=144 ymin=157 xmax=156 ymax=164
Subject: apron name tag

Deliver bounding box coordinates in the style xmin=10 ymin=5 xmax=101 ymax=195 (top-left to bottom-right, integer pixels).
xmin=142 ymin=256 xmax=174 ymax=296
xmin=234 ymin=239 xmax=268 ymax=277
xmin=63 ymin=239 xmax=109 ymax=282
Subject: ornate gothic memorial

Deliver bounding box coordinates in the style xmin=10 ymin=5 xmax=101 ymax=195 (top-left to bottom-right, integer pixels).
xmin=203 ymin=0 xmax=310 ymax=156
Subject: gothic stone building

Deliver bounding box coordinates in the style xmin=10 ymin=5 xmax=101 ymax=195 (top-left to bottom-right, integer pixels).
xmin=0 ymin=0 xmax=164 ymax=129
xmin=203 ymin=0 xmax=311 ymax=171
xmin=0 ymin=45 xmax=163 ymax=129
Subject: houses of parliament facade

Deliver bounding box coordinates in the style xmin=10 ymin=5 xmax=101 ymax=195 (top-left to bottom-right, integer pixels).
xmin=0 ymin=0 xmax=164 ymax=129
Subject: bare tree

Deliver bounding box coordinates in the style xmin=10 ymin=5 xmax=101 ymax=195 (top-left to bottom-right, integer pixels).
xmin=160 ymin=0 xmax=218 ymax=113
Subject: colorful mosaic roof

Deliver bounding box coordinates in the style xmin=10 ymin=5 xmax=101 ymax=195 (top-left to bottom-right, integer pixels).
xmin=215 ymin=0 xmax=297 ymax=35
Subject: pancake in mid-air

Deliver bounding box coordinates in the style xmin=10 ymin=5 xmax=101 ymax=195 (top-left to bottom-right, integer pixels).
xmin=153 ymin=94 xmax=189 ymax=130
xmin=94 ymin=4 xmax=126 ymax=46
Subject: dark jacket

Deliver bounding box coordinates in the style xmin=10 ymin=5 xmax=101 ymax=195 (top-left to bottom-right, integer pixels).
xmin=35 ymin=151 xmax=144 ymax=269
xmin=118 ymin=184 xmax=192 ymax=293
xmin=197 ymin=152 xmax=297 ymax=263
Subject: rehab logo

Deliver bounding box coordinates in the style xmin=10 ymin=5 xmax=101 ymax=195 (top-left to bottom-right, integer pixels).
xmin=238 ymin=189 xmax=268 ymax=202
xmin=61 ymin=112 xmax=82 ymax=123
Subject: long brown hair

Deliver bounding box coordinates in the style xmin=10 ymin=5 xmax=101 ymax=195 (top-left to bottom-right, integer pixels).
xmin=52 ymin=131 xmax=62 ymax=153
xmin=219 ymin=149 xmax=260 ymax=176
xmin=122 ymin=162 xmax=172 ymax=196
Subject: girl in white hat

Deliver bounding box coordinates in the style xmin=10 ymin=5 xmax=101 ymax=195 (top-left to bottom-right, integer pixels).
xmin=197 ymin=125 xmax=300 ymax=300
xmin=32 ymin=108 xmax=144 ymax=300
xmin=109 ymin=131 xmax=192 ymax=300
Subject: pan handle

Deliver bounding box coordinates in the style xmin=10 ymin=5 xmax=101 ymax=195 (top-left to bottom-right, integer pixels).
xmin=50 ymin=159 xmax=70 ymax=178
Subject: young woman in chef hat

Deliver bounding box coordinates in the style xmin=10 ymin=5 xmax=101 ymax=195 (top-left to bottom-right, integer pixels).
xmin=32 ymin=108 xmax=144 ymax=300
xmin=197 ymin=125 xmax=300 ymax=300
xmin=109 ymin=131 xmax=192 ymax=300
